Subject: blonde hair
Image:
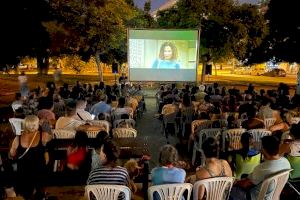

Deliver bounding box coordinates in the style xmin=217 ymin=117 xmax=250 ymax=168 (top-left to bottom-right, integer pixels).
xmin=24 ymin=115 xmax=39 ymax=133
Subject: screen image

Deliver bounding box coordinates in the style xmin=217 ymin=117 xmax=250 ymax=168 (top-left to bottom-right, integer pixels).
xmin=128 ymin=29 xmax=199 ymax=82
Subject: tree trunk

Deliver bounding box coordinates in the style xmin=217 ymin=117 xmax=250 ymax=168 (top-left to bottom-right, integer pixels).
xmin=201 ymin=61 xmax=206 ymax=83
xmin=214 ymin=63 xmax=217 ymax=76
xmin=95 ymin=50 xmax=103 ymax=82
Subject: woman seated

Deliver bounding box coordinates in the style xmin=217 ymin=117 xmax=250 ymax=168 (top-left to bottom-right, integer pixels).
xmin=87 ymin=139 xmax=130 ymax=199
xmin=229 ymin=132 xmax=261 ymax=180
xmin=187 ymin=137 xmax=232 ymax=200
xmin=90 ymin=131 xmax=109 ymax=170
xmin=269 ymin=110 xmax=290 ymax=133
xmin=66 ymin=131 xmax=89 ymax=170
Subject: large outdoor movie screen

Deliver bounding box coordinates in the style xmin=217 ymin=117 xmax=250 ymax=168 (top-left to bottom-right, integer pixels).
xmin=128 ymin=29 xmax=199 ymax=82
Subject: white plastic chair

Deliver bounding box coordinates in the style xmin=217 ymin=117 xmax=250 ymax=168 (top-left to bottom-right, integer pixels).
xmin=193 ymin=177 xmax=234 ymax=200
xmin=192 ymin=128 xmax=222 ymax=165
xmin=9 ymin=118 xmax=24 ymax=135
xmin=85 ymin=184 xmax=131 ymax=200
xmin=248 ymin=129 xmax=272 ymax=150
xmin=85 ymin=130 xmax=101 ymax=138
xmin=222 ymin=128 xmax=246 ymax=152
xmin=87 ymin=120 xmax=110 ymax=133
xmin=257 ymin=169 xmax=292 ymax=200
xmin=112 ymin=127 xmax=137 ymax=138
xmin=290 ymin=117 xmax=300 ymax=124
xmin=113 ymin=119 xmax=136 ymax=129
xmin=264 ymin=118 xmax=276 ymax=129
xmin=148 ymin=183 xmax=193 ymax=200
xmin=53 ymin=129 xmax=76 ymax=139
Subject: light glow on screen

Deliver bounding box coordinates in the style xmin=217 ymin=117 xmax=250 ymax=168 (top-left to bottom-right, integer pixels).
xmin=128 ymin=29 xmax=199 ymax=82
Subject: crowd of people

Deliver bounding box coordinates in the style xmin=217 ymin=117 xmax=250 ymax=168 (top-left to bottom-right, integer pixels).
xmin=1 ymin=78 xmax=300 ymax=200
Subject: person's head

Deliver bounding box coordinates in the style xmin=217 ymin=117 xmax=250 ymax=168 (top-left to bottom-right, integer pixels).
xmin=158 ymin=145 xmax=178 ymax=166
xmin=118 ymin=97 xmax=126 ymax=108
xmin=65 ymin=100 xmax=77 ymax=117
xmin=73 ymin=131 xmax=88 ymax=148
xmin=38 ymin=97 xmax=54 ymax=110
xmin=261 ymin=96 xmax=271 ymax=106
xmin=159 ymin=42 xmax=178 ymax=61
xmin=15 ymin=92 xmax=22 ymax=100
xmin=76 ymin=99 xmax=87 ymax=110
xmin=246 ymin=106 xmax=257 ymax=118
xmin=24 ymin=115 xmax=39 ymax=133
xmin=290 ymin=123 xmax=300 ymax=140
xmin=94 ymin=131 xmax=109 ymax=150
xmin=182 ymin=93 xmax=191 ymax=107
xmin=199 ymin=85 xmax=205 ymax=92
xmin=202 ymin=137 xmax=219 ymax=158
xmin=261 ymin=136 xmax=280 ymax=157
xmin=100 ymin=139 xmax=120 ymax=167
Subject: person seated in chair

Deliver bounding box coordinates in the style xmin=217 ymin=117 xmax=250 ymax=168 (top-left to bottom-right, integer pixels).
xmin=230 ymin=136 xmax=291 ymax=200
xmin=229 ymin=132 xmax=260 ymax=180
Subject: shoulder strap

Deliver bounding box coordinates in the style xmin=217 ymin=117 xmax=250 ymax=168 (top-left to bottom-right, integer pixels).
xmin=77 ymin=112 xmax=84 ymax=120
xmin=18 ymin=132 xmax=38 ymax=159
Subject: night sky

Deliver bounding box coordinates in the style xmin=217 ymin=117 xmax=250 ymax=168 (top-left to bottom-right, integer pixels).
xmin=134 ymin=0 xmax=259 ymax=12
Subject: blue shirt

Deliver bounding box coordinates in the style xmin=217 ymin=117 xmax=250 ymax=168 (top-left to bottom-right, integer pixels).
xmin=152 ymin=59 xmax=181 ymax=69
xmin=151 ymin=167 xmax=186 ymax=185
xmin=89 ymin=101 xmax=111 ymax=116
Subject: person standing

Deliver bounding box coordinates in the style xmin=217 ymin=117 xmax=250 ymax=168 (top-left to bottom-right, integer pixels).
xmin=18 ymin=71 xmax=29 ymax=99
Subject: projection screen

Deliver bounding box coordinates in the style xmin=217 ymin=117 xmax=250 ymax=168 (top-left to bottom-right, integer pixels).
xmin=128 ymin=29 xmax=200 ymax=82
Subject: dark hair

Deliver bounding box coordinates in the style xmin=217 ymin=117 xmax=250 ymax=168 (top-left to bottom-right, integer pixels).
xmin=290 ymin=123 xmax=300 ymax=140
xmin=118 ymin=97 xmax=126 ymax=108
xmin=202 ymin=137 xmax=219 ymax=158
xmin=102 ymin=140 xmax=120 ymax=167
xmin=73 ymin=131 xmax=88 ymax=148
xmin=159 ymin=42 xmax=178 ymax=60
xmin=240 ymin=132 xmax=252 ymax=159
xmin=246 ymin=106 xmax=257 ymax=118
xmin=38 ymin=96 xmax=54 ymax=110
xmin=66 ymin=100 xmax=77 ymax=116
xmin=94 ymin=131 xmax=109 ymax=150
xmin=261 ymin=136 xmax=280 ymax=156
xmin=182 ymin=93 xmax=191 ymax=107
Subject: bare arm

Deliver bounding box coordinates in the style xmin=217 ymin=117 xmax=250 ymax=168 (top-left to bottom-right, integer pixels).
xmin=9 ymin=137 xmax=19 ymax=158
xmin=235 ymin=178 xmax=254 ymax=189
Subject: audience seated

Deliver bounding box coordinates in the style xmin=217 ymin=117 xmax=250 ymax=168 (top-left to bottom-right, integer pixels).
xmin=241 ymin=106 xmax=264 ymax=130
xmin=231 ymin=136 xmax=291 ymax=200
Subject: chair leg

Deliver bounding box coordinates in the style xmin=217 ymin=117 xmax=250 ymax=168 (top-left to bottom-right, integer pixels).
xmin=287 ymin=181 xmax=300 ymax=196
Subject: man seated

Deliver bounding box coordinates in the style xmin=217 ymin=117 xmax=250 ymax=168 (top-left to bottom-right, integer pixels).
xmin=75 ymin=99 xmax=93 ymax=120
xmin=230 ymin=135 xmax=291 ymax=200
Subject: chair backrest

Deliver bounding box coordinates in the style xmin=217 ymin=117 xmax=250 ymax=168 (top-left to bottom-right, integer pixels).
xmin=85 ymin=184 xmax=131 ymax=200
xmin=113 ymin=119 xmax=136 ymax=129
xmin=257 ymin=169 xmax=292 ymax=200
xmin=248 ymin=129 xmax=272 ymax=150
xmin=223 ymin=128 xmax=246 ymax=151
xmin=193 ymin=177 xmax=234 ymax=200
xmin=11 ymin=103 xmax=22 ymax=112
xmin=88 ymin=120 xmax=110 ymax=133
xmin=191 ymin=120 xmax=213 ymax=136
xmin=148 ymin=183 xmax=193 ymax=200
xmin=264 ymin=118 xmax=276 ymax=129
xmin=112 ymin=128 xmax=137 ymax=138
xmin=163 ymin=111 xmax=178 ymax=124
xmin=53 ymin=129 xmax=76 ymax=139
xmin=85 ymin=130 xmax=101 ymax=138
xmin=182 ymin=106 xmax=195 ymax=124
xmin=9 ymin=118 xmax=24 ymax=135
xmin=196 ymin=128 xmax=222 ymax=150
xmin=290 ymin=117 xmax=300 ymax=125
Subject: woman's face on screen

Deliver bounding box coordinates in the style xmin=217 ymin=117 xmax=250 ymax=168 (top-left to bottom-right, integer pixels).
xmin=163 ymin=46 xmax=173 ymax=60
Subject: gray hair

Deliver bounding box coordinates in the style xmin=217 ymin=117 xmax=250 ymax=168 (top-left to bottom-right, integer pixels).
xmin=159 ymin=145 xmax=178 ymax=166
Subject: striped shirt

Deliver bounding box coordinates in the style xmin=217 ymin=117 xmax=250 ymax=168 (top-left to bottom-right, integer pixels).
xmin=87 ymin=166 xmax=130 ymax=200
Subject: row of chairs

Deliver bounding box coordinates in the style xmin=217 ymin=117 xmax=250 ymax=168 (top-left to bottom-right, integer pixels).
xmin=8 ymin=118 xmax=137 ymax=138
xmin=86 ymin=169 xmax=292 ymax=200
xmin=191 ymin=127 xmax=272 ymax=165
